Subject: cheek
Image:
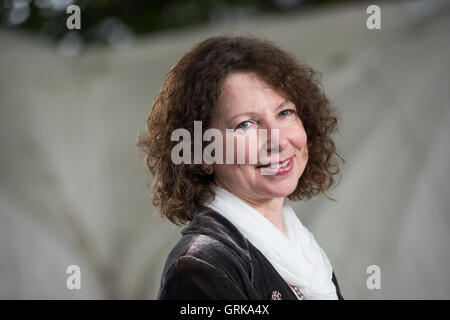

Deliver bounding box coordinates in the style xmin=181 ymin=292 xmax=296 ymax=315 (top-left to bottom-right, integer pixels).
xmin=301 ymin=144 xmax=309 ymax=165
xmin=287 ymin=123 xmax=308 ymax=150
xmin=298 ymin=129 xmax=308 ymax=165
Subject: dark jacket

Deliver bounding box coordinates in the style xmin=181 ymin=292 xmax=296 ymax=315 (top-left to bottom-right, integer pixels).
xmin=157 ymin=205 xmax=344 ymax=300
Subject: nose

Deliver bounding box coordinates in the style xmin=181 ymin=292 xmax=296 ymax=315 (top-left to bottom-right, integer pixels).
xmin=258 ymin=122 xmax=288 ymax=166
xmin=266 ymin=127 xmax=288 ymax=154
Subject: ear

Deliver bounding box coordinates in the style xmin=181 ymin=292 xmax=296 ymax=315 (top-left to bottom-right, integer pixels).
xmin=202 ymin=164 xmax=214 ymax=175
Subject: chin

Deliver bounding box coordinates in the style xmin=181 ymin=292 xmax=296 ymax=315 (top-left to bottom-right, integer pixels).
xmin=259 ymin=179 xmax=299 ymax=199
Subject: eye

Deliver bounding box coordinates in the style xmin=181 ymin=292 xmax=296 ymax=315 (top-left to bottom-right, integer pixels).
xmin=235 ymin=120 xmax=253 ymax=130
xmin=278 ymin=109 xmax=296 ymax=117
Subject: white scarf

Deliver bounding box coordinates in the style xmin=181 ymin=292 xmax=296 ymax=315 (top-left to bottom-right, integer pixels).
xmin=206 ymin=185 xmax=338 ymax=300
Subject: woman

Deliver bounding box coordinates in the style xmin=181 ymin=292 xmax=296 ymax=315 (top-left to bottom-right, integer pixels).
xmin=138 ymin=35 xmax=344 ymax=300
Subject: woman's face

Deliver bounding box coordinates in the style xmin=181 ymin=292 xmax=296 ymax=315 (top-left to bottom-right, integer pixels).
xmin=210 ymin=71 xmax=308 ymax=204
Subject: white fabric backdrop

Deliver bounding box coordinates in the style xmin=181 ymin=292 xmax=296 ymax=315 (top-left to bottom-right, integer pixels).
xmin=1 ymin=0 xmax=449 ymax=299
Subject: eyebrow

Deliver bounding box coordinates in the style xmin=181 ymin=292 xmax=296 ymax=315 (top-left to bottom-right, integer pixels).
xmin=227 ymin=99 xmax=290 ymax=124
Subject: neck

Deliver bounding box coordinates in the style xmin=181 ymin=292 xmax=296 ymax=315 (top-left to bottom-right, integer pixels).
xmin=246 ymin=197 xmax=285 ymax=234
xmin=214 ymin=182 xmax=285 ymax=234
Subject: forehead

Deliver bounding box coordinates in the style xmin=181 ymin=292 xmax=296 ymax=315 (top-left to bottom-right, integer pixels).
xmin=219 ymin=72 xmax=268 ymax=101
xmin=221 ymin=71 xmax=267 ymax=91
xmin=217 ymin=72 xmax=285 ymax=113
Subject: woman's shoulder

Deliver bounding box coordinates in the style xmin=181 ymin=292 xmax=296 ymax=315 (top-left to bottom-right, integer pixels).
xmin=157 ymin=248 xmax=250 ymax=299
xmin=182 ymin=205 xmax=251 ymax=251
xmin=157 ymin=206 xmax=255 ymax=299
xmin=163 ymin=206 xmax=252 ymax=274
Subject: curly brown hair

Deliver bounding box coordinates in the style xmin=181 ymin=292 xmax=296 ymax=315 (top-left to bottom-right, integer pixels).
xmin=137 ymin=34 xmax=343 ymax=226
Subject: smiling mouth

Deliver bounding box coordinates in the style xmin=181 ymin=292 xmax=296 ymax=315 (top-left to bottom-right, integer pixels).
xmin=256 ymin=157 xmax=292 ymax=169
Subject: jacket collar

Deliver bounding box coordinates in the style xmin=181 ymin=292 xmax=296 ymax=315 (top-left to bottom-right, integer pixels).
xmin=182 ymin=205 xmax=250 ymax=254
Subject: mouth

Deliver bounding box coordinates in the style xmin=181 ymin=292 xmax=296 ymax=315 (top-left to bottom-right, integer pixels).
xmin=256 ymin=156 xmax=292 ymax=169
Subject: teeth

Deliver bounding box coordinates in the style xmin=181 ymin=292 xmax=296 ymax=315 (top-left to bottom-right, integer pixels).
xmin=267 ymin=159 xmax=290 ymax=169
